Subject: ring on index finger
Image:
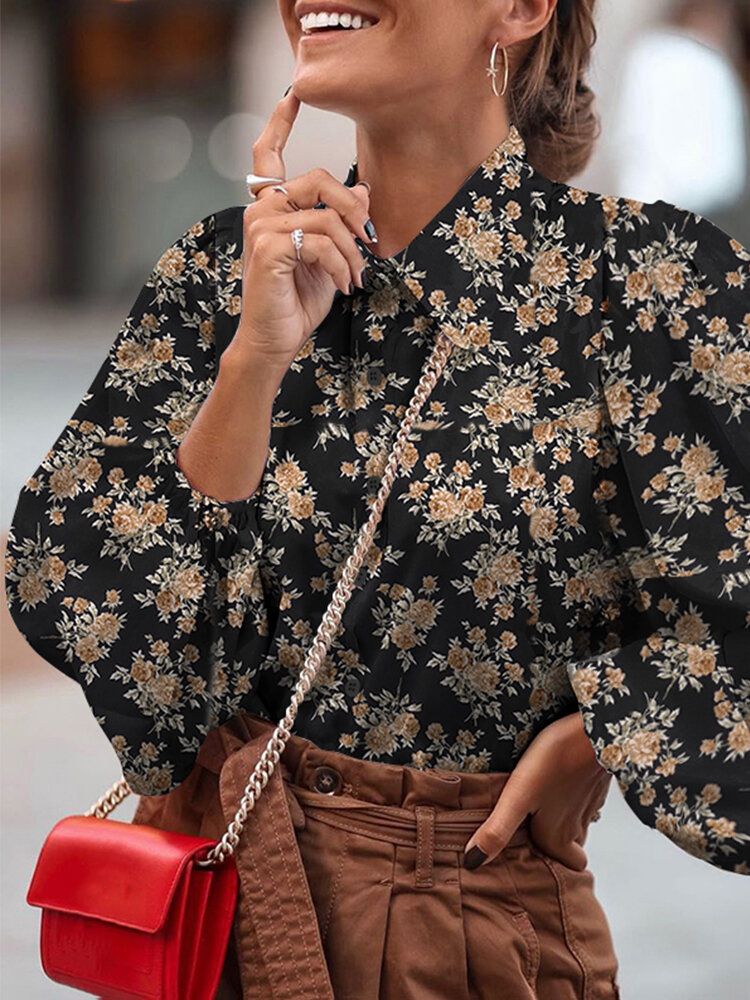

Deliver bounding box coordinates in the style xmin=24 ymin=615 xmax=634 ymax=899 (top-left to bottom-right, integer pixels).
xmin=246 ymin=173 xmax=284 ymax=199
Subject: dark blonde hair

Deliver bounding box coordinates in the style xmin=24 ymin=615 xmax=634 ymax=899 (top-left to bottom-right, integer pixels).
xmin=509 ymin=0 xmax=600 ymax=182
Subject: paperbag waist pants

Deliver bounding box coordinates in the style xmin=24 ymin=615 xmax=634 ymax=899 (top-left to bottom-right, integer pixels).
xmin=132 ymin=710 xmax=621 ymax=1000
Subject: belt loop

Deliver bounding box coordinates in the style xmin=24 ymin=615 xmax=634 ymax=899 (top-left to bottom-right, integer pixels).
xmin=414 ymin=806 xmax=435 ymax=889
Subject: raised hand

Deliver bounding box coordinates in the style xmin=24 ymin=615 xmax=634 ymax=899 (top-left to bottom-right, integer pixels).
xmin=228 ymin=88 xmax=376 ymax=378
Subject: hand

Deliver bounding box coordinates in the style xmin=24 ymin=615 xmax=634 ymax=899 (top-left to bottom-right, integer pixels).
xmin=462 ymin=711 xmax=612 ymax=872
xmin=226 ymin=88 xmax=376 ymax=377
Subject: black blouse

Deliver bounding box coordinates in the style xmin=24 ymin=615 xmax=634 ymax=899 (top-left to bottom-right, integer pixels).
xmin=6 ymin=125 xmax=750 ymax=874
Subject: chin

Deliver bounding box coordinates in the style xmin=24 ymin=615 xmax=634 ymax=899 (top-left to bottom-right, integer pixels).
xmin=290 ymin=72 xmax=379 ymax=113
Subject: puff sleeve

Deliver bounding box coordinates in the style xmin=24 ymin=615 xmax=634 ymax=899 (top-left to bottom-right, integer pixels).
xmin=567 ymin=197 xmax=750 ymax=874
xmin=4 ymin=212 xmax=272 ymax=795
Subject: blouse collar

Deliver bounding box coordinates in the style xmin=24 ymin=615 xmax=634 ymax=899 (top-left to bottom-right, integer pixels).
xmin=342 ymin=124 xmax=535 ymax=351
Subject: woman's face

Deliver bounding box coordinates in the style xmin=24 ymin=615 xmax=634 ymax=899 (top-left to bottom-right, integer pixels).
xmin=277 ymin=2 xmax=499 ymax=117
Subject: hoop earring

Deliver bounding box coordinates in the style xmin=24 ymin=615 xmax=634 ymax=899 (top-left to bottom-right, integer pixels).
xmin=487 ymin=42 xmax=509 ymax=98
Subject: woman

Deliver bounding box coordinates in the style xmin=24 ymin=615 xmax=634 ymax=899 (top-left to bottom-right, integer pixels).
xmin=6 ymin=0 xmax=749 ymax=997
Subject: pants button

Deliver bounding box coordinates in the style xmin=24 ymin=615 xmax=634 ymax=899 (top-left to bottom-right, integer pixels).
xmin=312 ymin=765 xmax=343 ymax=795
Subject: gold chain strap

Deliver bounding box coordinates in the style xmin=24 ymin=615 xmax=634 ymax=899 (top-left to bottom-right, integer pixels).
xmin=85 ymin=777 xmax=132 ymax=818
xmin=87 ymin=332 xmax=455 ymax=868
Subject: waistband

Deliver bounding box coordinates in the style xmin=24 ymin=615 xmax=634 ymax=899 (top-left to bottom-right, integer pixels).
xmin=197 ymin=710 xmax=531 ymax=849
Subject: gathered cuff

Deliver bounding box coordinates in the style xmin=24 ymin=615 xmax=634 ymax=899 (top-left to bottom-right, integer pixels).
xmin=566 ymin=628 xmax=750 ymax=875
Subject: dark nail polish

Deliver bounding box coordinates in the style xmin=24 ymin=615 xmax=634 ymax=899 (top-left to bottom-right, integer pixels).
xmin=364 ymin=218 xmax=378 ymax=243
xmin=282 ymin=84 xmax=292 ymax=97
xmin=463 ymin=846 xmax=487 ymax=870
xmin=348 ymin=281 xmax=355 ymax=295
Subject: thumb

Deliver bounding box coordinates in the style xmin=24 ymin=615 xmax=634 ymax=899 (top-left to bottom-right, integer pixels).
xmin=463 ymin=776 xmax=532 ymax=870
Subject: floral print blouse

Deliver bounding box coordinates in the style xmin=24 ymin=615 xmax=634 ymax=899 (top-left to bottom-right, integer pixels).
xmin=5 ymin=124 xmax=749 ymax=874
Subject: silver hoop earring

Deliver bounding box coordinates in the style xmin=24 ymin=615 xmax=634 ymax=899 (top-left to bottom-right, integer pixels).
xmin=487 ymin=42 xmax=509 ymax=98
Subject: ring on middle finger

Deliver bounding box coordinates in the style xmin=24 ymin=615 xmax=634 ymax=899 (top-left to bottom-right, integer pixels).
xmin=290 ymin=227 xmax=304 ymax=261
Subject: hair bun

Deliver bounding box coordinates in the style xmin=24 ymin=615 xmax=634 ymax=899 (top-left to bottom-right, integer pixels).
xmin=510 ymin=0 xmax=599 ymax=182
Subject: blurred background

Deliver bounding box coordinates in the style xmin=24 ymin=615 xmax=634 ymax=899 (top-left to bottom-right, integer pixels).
xmin=2 ymin=0 xmax=748 ymax=996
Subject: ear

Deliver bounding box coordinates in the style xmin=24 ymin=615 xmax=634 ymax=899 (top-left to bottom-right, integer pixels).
xmin=490 ymin=0 xmax=558 ymax=48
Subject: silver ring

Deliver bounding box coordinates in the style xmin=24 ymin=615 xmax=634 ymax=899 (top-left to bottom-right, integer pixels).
xmin=291 ymin=227 xmax=304 ymax=261
xmin=246 ymin=173 xmax=284 ymax=199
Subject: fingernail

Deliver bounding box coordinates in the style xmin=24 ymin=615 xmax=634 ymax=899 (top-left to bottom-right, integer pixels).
xmin=364 ymin=218 xmax=378 ymax=243
xmin=356 ymin=180 xmax=372 ymax=195
xmin=463 ymin=846 xmax=487 ymax=870
xmin=348 ymin=281 xmax=355 ymax=295
xmin=282 ymin=84 xmax=292 ymax=97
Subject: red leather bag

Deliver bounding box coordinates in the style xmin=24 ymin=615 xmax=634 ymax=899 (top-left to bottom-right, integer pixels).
xmin=26 ymin=810 xmax=237 ymax=1000
xmin=24 ymin=331 xmax=453 ymax=999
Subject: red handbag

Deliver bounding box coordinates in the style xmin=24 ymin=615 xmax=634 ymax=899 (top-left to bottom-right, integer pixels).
xmin=24 ymin=332 xmax=454 ymax=999
xmin=26 ymin=809 xmax=237 ymax=1000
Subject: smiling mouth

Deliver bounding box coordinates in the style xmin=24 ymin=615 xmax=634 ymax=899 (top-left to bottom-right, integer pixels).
xmin=299 ymin=12 xmax=379 ymax=37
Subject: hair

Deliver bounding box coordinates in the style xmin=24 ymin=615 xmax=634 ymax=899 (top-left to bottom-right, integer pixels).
xmin=509 ymin=0 xmax=600 ymax=182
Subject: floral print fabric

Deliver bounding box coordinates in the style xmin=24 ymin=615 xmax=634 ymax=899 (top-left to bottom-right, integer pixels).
xmin=5 ymin=125 xmax=749 ymax=873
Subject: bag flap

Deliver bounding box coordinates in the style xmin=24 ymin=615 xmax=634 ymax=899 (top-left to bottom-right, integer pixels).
xmin=26 ymin=814 xmax=219 ymax=933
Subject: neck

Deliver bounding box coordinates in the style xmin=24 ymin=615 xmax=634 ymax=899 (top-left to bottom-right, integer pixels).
xmin=352 ymin=106 xmax=512 ymax=260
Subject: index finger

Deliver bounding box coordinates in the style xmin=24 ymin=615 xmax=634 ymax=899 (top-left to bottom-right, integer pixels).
xmin=252 ymin=89 xmax=301 ymax=196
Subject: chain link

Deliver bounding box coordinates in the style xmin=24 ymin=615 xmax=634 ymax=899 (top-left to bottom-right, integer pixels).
xmin=85 ymin=777 xmax=132 ymax=818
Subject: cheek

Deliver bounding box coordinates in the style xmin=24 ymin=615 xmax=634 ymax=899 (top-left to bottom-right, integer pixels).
xmin=390 ymin=6 xmax=476 ymax=79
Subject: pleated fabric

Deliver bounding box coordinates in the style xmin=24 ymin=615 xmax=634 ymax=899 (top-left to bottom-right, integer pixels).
xmin=293 ymin=788 xmax=620 ymax=1000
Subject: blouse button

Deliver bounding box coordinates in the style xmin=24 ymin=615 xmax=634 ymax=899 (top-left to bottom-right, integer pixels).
xmin=344 ymin=675 xmax=362 ymax=697
xmin=312 ymin=765 xmax=343 ymax=795
xmin=365 ymin=475 xmax=380 ymax=498
xmin=202 ymin=507 xmax=219 ymax=530
xmin=355 ymin=566 xmax=368 ymax=588
xmin=366 ymin=366 xmax=381 ymax=387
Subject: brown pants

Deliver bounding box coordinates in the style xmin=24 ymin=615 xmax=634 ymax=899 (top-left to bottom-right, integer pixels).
xmin=133 ymin=712 xmax=620 ymax=1000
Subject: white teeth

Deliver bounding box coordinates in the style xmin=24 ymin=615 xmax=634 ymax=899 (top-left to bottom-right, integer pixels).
xmin=300 ymin=10 xmax=377 ymax=33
